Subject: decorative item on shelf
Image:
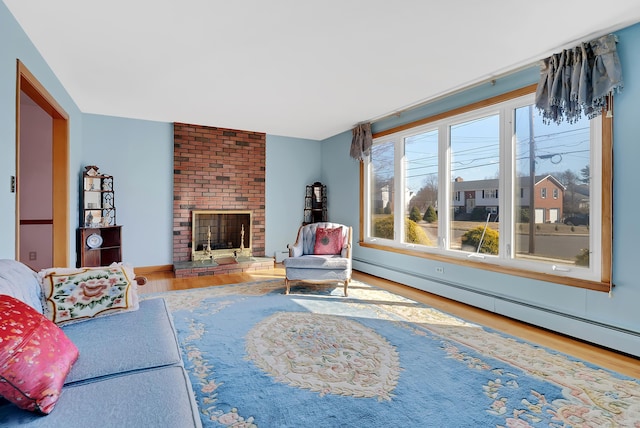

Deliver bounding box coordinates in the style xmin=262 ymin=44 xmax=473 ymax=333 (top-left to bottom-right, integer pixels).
xmin=101 ymin=177 xmax=113 ymax=192
xmin=85 ymin=165 xmax=99 ymax=176
xmin=303 ymin=182 xmax=327 ymax=225
xmin=86 ymin=233 xmax=103 ymax=249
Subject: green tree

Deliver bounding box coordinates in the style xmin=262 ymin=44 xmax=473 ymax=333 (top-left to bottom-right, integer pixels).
xmin=423 ymin=205 xmax=437 ymax=223
xmin=409 ymin=206 xmax=422 ymax=222
xmin=408 ymin=174 xmax=438 ymax=213
xmin=580 ymin=165 xmax=590 ymax=185
xmin=558 ymin=169 xmax=581 ymax=216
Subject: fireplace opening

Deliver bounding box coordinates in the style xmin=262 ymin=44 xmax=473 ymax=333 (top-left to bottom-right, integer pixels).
xmin=192 ymin=210 xmax=252 ymax=261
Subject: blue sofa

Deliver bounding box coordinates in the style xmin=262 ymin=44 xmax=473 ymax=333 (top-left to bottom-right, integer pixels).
xmin=0 ymin=260 xmax=202 ymax=427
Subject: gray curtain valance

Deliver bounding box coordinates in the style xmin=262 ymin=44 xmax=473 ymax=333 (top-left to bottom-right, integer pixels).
xmin=349 ymin=123 xmax=372 ymax=161
xmin=535 ymin=34 xmax=623 ymax=124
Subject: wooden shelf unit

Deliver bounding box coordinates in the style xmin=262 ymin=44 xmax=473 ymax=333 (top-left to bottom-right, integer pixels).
xmin=77 ymin=226 xmax=122 ymax=267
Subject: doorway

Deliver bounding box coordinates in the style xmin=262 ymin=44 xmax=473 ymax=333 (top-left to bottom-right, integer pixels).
xmin=16 ymin=60 xmax=69 ymax=268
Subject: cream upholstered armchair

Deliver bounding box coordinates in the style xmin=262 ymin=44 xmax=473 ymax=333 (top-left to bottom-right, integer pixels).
xmin=283 ymin=222 xmax=352 ymax=296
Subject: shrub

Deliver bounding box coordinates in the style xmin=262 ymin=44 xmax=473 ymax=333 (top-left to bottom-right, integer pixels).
xmin=423 ymin=205 xmax=437 ymax=223
xmin=373 ymin=215 xmax=394 ymax=239
xmin=409 ymin=206 xmax=422 ymax=222
xmin=461 ymin=226 xmax=499 ymax=255
xmin=405 ymin=220 xmax=432 ymax=245
xmin=575 ymin=248 xmax=590 ymax=266
xmin=383 ymin=201 xmax=392 ymax=215
xmin=470 ymin=206 xmax=488 ymax=221
xmin=373 ymin=216 xmax=433 ymax=246
xmin=519 ymin=208 xmax=530 ymax=223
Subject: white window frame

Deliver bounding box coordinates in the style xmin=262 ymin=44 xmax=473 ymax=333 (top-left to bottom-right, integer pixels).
xmin=363 ymin=92 xmax=603 ymax=284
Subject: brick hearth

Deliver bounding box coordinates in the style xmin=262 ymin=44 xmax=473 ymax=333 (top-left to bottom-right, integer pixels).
xmin=173 ymin=123 xmax=270 ymax=277
xmin=173 ymin=257 xmax=274 ymax=278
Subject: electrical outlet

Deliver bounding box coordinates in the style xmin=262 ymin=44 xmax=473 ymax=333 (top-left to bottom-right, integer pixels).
xmin=29 ymin=251 xmax=37 ymax=261
xmin=435 ymin=266 xmax=444 ymax=274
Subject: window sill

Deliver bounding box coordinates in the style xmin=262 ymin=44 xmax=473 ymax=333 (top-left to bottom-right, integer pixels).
xmin=359 ymin=241 xmax=612 ymax=293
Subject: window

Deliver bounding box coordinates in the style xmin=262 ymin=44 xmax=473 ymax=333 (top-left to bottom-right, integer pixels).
xmin=404 ymin=130 xmax=438 ymax=247
xmin=363 ymin=88 xmax=609 ymax=289
xmin=369 ymin=140 xmax=395 ymax=240
xmin=483 ymin=189 xmax=498 ymax=199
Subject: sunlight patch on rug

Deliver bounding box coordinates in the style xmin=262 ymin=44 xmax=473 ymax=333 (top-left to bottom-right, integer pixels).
xmin=245 ymin=312 xmax=400 ymax=401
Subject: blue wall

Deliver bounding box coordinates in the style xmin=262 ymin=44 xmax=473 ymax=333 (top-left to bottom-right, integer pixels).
xmin=320 ymin=24 xmax=640 ymax=356
xmin=81 ymin=114 xmax=174 ymax=266
xmin=265 ymin=135 xmax=322 ymax=258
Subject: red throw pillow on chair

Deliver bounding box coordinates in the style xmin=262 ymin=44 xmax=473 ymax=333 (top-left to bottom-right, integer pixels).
xmin=313 ymin=227 xmax=343 ymax=255
xmin=0 ymin=295 xmax=79 ymax=414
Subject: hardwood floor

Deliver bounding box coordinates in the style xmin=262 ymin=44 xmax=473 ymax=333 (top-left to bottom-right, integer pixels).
xmin=140 ymin=265 xmax=639 ymax=379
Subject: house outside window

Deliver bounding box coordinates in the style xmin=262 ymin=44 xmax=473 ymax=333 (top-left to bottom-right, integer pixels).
xmin=363 ymin=90 xmax=606 ymax=288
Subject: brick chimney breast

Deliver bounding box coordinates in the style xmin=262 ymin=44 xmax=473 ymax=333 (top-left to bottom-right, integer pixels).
xmin=172 ymin=123 xmax=266 ymax=263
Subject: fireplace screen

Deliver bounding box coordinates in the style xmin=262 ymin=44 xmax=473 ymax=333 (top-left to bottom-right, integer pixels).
xmin=192 ymin=210 xmax=252 ymax=261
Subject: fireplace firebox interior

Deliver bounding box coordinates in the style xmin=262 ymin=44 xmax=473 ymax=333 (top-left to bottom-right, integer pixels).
xmin=192 ymin=210 xmax=252 ymax=261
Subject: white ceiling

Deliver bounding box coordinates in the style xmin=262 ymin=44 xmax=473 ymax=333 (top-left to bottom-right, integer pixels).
xmin=5 ymin=1 xmax=640 ymax=140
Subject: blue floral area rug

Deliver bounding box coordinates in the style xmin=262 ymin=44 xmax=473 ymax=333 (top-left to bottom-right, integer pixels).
xmin=144 ymin=280 xmax=640 ymax=427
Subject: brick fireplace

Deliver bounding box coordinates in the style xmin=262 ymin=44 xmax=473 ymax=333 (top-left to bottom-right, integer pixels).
xmin=172 ymin=123 xmax=271 ymax=277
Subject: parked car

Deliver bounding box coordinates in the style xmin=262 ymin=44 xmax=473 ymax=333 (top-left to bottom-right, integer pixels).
xmin=564 ymin=214 xmax=589 ymax=226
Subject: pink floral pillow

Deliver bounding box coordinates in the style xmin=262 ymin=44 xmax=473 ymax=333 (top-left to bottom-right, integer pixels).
xmin=39 ymin=265 xmax=138 ymax=325
xmin=313 ymin=227 xmax=344 ymax=255
xmin=0 ymin=295 xmax=79 ymax=414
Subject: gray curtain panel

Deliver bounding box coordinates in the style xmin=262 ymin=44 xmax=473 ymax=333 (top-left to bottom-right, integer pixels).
xmin=535 ymin=34 xmax=623 ymax=124
xmin=349 ymin=122 xmax=373 ymax=161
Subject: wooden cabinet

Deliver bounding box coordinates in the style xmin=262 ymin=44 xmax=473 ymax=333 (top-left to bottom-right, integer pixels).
xmin=77 ymin=226 xmax=122 ymax=267
xmin=77 ymin=166 xmax=122 ymax=267
xmin=303 ymin=182 xmax=327 ymax=224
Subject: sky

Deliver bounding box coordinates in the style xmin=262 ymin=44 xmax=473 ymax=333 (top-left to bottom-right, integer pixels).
xmin=397 ymin=107 xmax=591 ymax=194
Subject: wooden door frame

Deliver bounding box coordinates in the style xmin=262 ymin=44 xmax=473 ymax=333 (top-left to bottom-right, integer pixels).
xmin=16 ymin=60 xmax=70 ymax=266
